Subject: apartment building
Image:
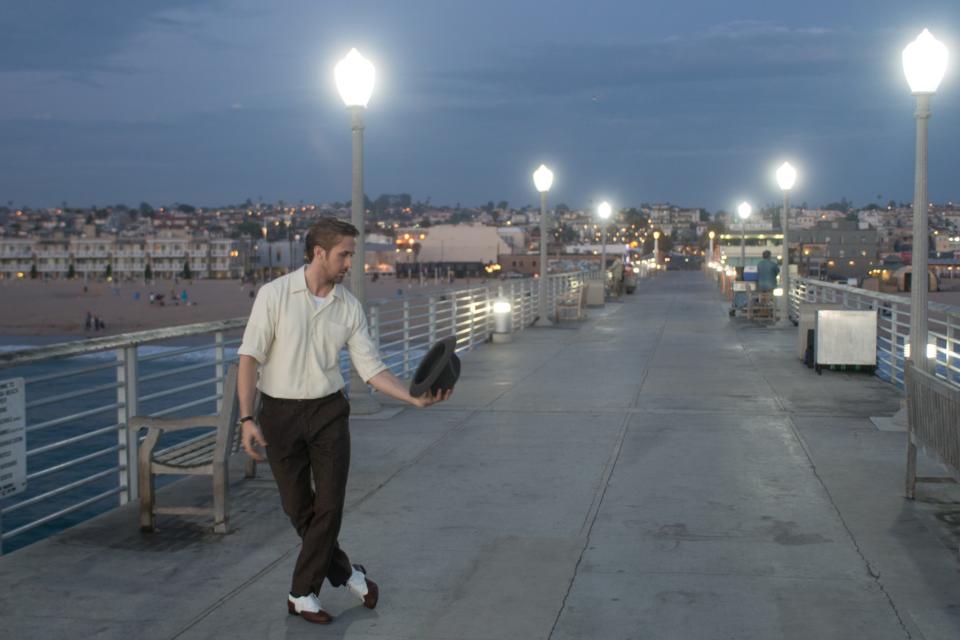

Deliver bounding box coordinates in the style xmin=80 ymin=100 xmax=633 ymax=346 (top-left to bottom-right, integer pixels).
xmin=0 ymin=231 xmax=246 ymax=280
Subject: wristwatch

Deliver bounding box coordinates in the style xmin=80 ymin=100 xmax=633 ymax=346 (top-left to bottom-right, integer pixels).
xmin=238 ymin=415 xmax=256 ymax=425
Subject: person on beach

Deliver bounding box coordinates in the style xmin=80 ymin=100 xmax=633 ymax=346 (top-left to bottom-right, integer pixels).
xmin=237 ymin=217 xmax=453 ymax=625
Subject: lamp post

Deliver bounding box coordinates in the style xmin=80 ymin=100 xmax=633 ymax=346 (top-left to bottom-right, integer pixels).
xmin=261 ymin=225 xmax=270 ymax=280
xmin=708 ymin=230 xmax=715 ymax=267
xmin=286 ymin=218 xmax=293 ymax=272
xmin=903 ymin=29 xmax=948 ymax=372
xmin=737 ymin=202 xmax=752 ymax=272
xmin=598 ymin=201 xmax=612 ymax=291
xmin=776 ymin=162 xmax=798 ymax=326
xmin=653 ymin=230 xmax=661 ymax=269
xmin=533 ymin=164 xmax=554 ymax=327
xmin=335 ymin=47 xmax=379 ymax=412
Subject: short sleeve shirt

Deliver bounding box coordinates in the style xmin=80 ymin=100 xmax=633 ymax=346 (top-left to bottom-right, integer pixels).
xmin=238 ymin=267 xmax=387 ymax=399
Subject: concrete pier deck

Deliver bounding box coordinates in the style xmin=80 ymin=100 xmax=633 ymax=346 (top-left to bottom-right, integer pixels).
xmin=2 ymin=271 xmax=959 ymax=639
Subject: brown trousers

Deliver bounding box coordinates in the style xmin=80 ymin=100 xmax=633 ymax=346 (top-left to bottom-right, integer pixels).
xmin=258 ymin=391 xmax=354 ymax=596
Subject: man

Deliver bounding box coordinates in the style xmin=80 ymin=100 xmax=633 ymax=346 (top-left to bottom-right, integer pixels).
xmin=238 ymin=218 xmax=451 ymax=625
xmin=756 ymin=249 xmax=781 ymax=292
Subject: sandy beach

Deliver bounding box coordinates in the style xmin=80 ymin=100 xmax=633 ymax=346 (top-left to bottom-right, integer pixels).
xmin=0 ymin=275 xmax=487 ymax=339
xmin=1 ymin=273 xmax=957 ymax=340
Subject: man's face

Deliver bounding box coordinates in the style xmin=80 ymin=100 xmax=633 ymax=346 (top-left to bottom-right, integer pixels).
xmin=314 ymin=236 xmax=356 ymax=283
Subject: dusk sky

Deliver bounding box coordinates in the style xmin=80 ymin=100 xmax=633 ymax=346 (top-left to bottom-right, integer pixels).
xmin=2 ymin=0 xmax=959 ymax=213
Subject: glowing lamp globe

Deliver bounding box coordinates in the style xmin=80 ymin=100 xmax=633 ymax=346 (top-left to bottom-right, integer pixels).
xmin=335 ymin=48 xmax=376 ymax=107
xmin=738 ymin=202 xmax=753 ymax=220
xmin=533 ymin=165 xmax=554 ymax=193
xmin=653 ymin=230 xmax=661 ymax=240
xmin=903 ymin=29 xmax=948 ymax=94
xmin=776 ymin=162 xmax=798 ymax=191
xmin=598 ymin=201 xmax=612 ymax=220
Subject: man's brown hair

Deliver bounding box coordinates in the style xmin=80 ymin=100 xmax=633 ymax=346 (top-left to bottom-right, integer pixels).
xmin=304 ymin=217 xmax=359 ymax=262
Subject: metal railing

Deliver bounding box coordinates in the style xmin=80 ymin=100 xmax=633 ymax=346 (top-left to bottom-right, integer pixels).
xmin=0 ymin=271 xmax=585 ymax=553
xmin=790 ymin=277 xmax=960 ymax=389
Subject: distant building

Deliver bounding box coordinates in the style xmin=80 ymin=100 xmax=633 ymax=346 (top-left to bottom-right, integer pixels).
xmin=0 ymin=231 xmax=246 ymax=280
xmin=792 ymin=220 xmax=879 ymax=281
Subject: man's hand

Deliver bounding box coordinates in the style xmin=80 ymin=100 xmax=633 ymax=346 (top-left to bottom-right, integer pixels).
xmin=413 ymin=387 xmax=454 ymax=408
xmin=241 ymin=421 xmax=268 ymax=462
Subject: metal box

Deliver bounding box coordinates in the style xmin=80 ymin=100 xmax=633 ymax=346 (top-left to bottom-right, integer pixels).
xmin=815 ymin=309 xmax=877 ymax=367
xmin=797 ymin=303 xmax=844 ymax=359
xmin=584 ymin=281 xmax=605 ymax=307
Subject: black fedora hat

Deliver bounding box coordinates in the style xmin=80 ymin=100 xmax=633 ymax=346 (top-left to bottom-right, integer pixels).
xmin=410 ymin=337 xmax=461 ymax=396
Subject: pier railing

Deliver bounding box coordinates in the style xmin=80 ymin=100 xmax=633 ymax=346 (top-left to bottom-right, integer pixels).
xmin=789 ymin=277 xmax=960 ymax=390
xmin=0 ymin=272 xmax=585 ymax=554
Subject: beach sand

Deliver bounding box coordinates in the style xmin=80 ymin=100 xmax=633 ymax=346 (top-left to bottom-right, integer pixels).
xmin=0 ymin=275 xmax=483 ymax=338
xmin=2 ymin=274 xmax=957 ymax=339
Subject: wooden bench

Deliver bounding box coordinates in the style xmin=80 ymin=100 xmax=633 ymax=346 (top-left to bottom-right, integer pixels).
xmin=130 ymin=364 xmax=257 ymax=533
xmin=905 ymin=363 xmax=960 ymax=544
xmin=555 ymin=284 xmax=587 ymax=322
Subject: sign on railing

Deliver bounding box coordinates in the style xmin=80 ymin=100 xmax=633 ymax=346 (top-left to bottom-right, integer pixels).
xmin=0 ymin=378 xmax=27 ymax=499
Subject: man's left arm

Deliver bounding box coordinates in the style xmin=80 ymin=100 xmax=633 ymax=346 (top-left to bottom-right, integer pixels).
xmin=367 ymin=369 xmax=452 ymax=408
xmin=345 ymin=303 xmax=452 ymax=408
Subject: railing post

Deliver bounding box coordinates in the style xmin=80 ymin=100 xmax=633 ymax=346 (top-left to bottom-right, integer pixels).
xmin=402 ymin=299 xmax=410 ymax=377
xmin=369 ymin=303 xmax=381 ymax=352
xmin=214 ymin=331 xmax=225 ymax=413
xmin=508 ymin=282 xmax=517 ymax=334
xmin=428 ymin=296 xmax=437 ymax=345
xmin=116 ymin=346 xmax=139 ymax=504
xmin=451 ymin=291 xmax=458 ymax=344
xmin=468 ymin=289 xmax=477 ymax=350
xmin=948 ymin=318 xmax=957 ymax=381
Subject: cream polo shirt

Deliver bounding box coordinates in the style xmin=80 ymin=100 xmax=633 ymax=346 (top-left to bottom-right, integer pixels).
xmin=238 ymin=267 xmax=387 ymax=399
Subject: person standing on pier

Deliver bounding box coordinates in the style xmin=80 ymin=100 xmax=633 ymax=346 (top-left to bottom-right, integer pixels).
xmin=237 ymin=217 xmax=452 ymax=625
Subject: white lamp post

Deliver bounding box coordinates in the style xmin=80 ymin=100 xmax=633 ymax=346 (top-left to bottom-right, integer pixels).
xmin=903 ymin=29 xmax=948 ymax=373
xmin=737 ymin=202 xmax=752 ymax=272
xmin=653 ymin=230 xmax=661 ymax=269
xmin=533 ymin=164 xmax=554 ymax=327
xmin=335 ymin=47 xmax=379 ymax=412
xmin=776 ymin=162 xmax=797 ymax=326
xmin=598 ymin=201 xmax=612 ymax=291
xmin=708 ymin=230 xmax=715 ymax=267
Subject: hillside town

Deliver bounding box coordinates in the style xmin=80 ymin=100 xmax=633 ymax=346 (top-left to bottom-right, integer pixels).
xmin=0 ymin=197 xmax=958 ymax=289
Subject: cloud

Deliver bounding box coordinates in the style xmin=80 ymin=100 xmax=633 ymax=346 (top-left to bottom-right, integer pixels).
xmin=410 ymin=21 xmax=867 ymax=104
xmin=0 ymin=0 xmax=220 ymax=73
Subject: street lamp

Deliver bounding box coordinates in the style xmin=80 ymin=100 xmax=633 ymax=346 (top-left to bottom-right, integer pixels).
xmin=335 ymin=48 xmax=375 ymax=305
xmin=708 ymin=230 xmax=716 ymax=267
xmin=261 ymin=225 xmax=270 ymax=280
xmin=903 ymin=29 xmax=948 ymax=372
xmin=533 ymin=164 xmax=554 ymax=327
xmin=653 ymin=230 xmax=661 ymax=269
xmin=737 ymin=201 xmax=752 ymax=271
xmin=335 ymin=47 xmax=379 ymax=412
xmin=285 ymin=218 xmax=293 ymax=272
xmin=598 ymin=201 xmax=612 ymax=290
xmin=776 ymin=162 xmax=798 ymax=326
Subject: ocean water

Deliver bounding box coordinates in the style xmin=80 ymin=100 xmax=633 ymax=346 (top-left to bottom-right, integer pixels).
xmin=0 ymin=336 xmax=428 ymax=554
